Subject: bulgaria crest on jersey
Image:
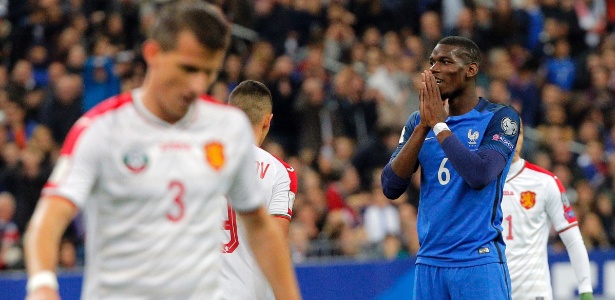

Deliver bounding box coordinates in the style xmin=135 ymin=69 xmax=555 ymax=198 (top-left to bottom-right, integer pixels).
xmin=205 ymin=142 xmax=225 ymax=171
xmin=520 ymin=191 xmax=536 ymax=209
xmin=123 ymin=149 xmax=148 ymax=173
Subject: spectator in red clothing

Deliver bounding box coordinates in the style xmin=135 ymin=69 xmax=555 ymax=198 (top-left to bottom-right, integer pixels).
xmin=325 ymin=165 xmax=360 ymax=211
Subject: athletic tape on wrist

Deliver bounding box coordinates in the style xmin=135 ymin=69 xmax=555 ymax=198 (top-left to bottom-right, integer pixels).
xmin=27 ymin=271 xmax=59 ymax=293
xmin=433 ymin=122 xmax=450 ymax=136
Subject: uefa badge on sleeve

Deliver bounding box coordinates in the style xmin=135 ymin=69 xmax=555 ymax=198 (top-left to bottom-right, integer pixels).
xmin=205 ymin=142 xmax=225 ymax=171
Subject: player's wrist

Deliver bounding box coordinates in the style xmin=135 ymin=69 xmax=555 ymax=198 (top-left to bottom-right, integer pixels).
xmin=432 ymin=122 xmax=450 ymax=136
xmin=27 ymin=271 xmax=59 ymax=293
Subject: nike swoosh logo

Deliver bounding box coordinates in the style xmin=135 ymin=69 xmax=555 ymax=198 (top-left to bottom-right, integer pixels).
xmin=287 ymin=167 xmax=295 ymax=172
xmin=424 ymin=137 xmax=435 ymax=141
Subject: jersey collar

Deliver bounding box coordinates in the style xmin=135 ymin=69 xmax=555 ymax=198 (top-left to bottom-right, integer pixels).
xmin=506 ymin=158 xmax=525 ymax=182
xmin=131 ymin=88 xmax=197 ymax=128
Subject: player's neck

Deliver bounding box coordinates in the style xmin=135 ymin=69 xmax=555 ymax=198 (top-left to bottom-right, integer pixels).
xmin=448 ymin=89 xmax=479 ymax=116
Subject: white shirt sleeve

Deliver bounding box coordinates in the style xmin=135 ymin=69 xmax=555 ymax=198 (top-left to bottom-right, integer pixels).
xmin=43 ymin=118 xmax=103 ymax=208
xmin=545 ymin=175 xmax=593 ymax=294
xmin=267 ymin=160 xmax=296 ymax=220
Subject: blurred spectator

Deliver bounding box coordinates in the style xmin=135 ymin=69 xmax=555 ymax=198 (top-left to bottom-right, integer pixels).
xmin=39 ymin=74 xmax=83 ymax=144
xmin=82 ymin=49 xmax=121 ymax=112
xmin=0 ymin=191 xmax=19 ymax=270
xmin=363 ymin=187 xmax=400 ymax=245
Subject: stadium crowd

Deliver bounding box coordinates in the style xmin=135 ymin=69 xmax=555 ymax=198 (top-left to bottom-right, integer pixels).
xmin=1 ymin=0 xmax=615 ymax=270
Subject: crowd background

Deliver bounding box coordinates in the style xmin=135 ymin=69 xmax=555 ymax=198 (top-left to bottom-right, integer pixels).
xmin=0 ymin=0 xmax=615 ymax=271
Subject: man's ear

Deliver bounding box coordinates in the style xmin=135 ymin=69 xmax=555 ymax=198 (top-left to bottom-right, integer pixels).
xmin=466 ymin=62 xmax=478 ymax=78
xmin=142 ymin=40 xmax=160 ymax=66
xmin=263 ymin=113 xmax=273 ymax=131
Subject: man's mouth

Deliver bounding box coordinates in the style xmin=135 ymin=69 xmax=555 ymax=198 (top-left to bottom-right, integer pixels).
xmin=435 ymin=78 xmax=443 ymax=84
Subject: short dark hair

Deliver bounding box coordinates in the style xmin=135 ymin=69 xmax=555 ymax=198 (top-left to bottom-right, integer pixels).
xmin=228 ymin=80 xmax=272 ymax=125
xmin=149 ymin=1 xmax=230 ymax=51
xmin=437 ymin=36 xmax=482 ymax=65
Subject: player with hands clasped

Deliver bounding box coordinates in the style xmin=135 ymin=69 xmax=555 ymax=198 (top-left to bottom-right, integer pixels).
xmin=381 ymin=36 xmax=520 ymax=299
xmin=23 ymin=2 xmax=301 ymax=300
xmin=221 ymin=80 xmax=298 ymax=300
xmin=502 ymin=124 xmax=593 ymax=300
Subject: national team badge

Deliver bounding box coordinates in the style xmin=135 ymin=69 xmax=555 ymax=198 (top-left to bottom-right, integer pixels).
xmin=501 ymin=117 xmax=518 ymax=136
xmin=520 ymin=191 xmax=536 ymax=209
xmin=205 ymin=142 xmax=225 ymax=171
xmin=123 ymin=149 xmax=148 ymax=173
xmin=467 ymin=129 xmax=479 ymax=145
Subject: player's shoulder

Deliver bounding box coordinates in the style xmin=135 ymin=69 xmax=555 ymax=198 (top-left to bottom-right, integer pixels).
xmin=523 ymin=161 xmax=564 ymax=190
xmin=197 ymin=95 xmax=250 ymax=125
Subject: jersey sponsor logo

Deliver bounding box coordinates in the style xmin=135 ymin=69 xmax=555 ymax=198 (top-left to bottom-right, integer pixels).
xmin=520 ymin=191 xmax=536 ymax=209
xmin=123 ymin=149 xmax=148 ymax=173
xmin=286 ymin=167 xmax=294 ymax=172
xmin=503 ymin=190 xmax=514 ymax=196
xmin=205 ymin=142 xmax=225 ymax=171
xmin=467 ymin=129 xmax=479 ymax=145
xmin=501 ymin=117 xmax=518 ymax=136
xmin=492 ymin=134 xmax=514 ymax=151
xmin=478 ymin=247 xmax=490 ymax=254
xmin=424 ymin=137 xmax=435 ymax=141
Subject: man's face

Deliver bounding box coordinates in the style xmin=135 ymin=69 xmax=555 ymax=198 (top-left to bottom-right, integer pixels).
xmin=147 ymin=30 xmax=226 ymax=123
xmin=428 ymin=44 xmax=473 ymax=99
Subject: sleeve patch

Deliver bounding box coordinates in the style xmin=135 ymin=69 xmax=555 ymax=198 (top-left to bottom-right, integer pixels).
xmin=563 ymin=205 xmax=577 ymax=223
xmin=501 ymin=117 xmax=518 ymax=136
xmin=492 ymin=134 xmax=514 ymax=151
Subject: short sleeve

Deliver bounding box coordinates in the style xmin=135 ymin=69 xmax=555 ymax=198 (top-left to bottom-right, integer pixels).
xmin=479 ymin=106 xmax=520 ymax=160
xmin=42 ymin=117 xmax=104 ymax=208
xmin=545 ymin=175 xmax=578 ymax=232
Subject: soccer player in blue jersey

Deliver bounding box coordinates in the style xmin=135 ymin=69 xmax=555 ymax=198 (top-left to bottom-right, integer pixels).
xmin=381 ymin=36 xmax=520 ymax=299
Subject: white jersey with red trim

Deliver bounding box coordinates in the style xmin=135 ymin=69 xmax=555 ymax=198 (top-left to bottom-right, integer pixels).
xmin=43 ymin=89 xmax=264 ymax=299
xmin=220 ymin=146 xmax=297 ymax=300
xmin=502 ymin=159 xmax=578 ymax=300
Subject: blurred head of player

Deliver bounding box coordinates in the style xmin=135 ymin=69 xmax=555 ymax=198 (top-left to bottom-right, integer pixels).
xmin=429 ymin=36 xmax=481 ymax=101
xmin=228 ymin=80 xmax=273 ymax=146
xmin=141 ymin=1 xmax=230 ymax=123
xmin=513 ymin=119 xmax=524 ymax=162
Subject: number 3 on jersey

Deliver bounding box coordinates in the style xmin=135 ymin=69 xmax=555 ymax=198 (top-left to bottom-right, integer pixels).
xmin=166 ymin=180 xmax=186 ymax=222
xmin=223 ymin=204 xmax=239 ymax=253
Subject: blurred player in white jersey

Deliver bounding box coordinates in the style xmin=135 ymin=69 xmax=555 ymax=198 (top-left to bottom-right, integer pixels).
xmin=502 ymin=124 xmax=593 ymax=300
xmin=221 ymin=80 xmax=298 ymax=300
xmin=23 ymin=2 xmax=301 ymax=300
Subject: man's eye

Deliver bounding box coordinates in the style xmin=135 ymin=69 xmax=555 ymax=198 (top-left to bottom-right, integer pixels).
xmin=181 ymin=65 xmax=199 ymax=73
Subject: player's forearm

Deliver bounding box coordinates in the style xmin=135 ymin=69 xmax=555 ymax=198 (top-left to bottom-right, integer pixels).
xmin=243 ymin=208 xmax=302 ymax=300
xmin=440 ymin=136 xmax=506 ymax=189
xmin=25 ymin=200 xmax=71 ymax=274
xmin=560 ymin=226 xmax=593 ymax=294
xmin=390 ymin=125 xmax=429 ymax=179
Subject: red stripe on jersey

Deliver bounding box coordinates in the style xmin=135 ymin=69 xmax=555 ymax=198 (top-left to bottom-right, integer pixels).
xmin=557 ymin=223 xmax=579 ymax=234
xmin=273 ymin=215 xmax=291 ymax=221
xmin=199 ymin=94 xmax=227 ymax=105
xmin=525 ymin=161 xmax=566 ymax=192
xmin=275 ymin=157 xmax=298 ymax=193
xmin=61 ymin=93 xmax=133 ymax=156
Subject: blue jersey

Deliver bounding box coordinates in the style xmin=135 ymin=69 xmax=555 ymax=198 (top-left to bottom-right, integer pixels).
xmin=392 ymin=98 xmax=520 ymax=267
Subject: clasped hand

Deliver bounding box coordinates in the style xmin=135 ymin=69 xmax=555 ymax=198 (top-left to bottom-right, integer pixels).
xmin=419 ymin=70 xmax=449 ymax=128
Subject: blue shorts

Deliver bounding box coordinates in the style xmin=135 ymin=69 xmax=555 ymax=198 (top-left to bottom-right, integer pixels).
xmin=413 ymin=263 xmax=511 ymax=300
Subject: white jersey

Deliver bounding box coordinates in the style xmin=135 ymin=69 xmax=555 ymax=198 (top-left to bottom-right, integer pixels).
xmin=42 ymin=90 xmax=264 ymax=299
xmin=502 ymin=159 xmax=578 ymax=300
xmin=220 ymin=146 xmax=297 ymax=300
